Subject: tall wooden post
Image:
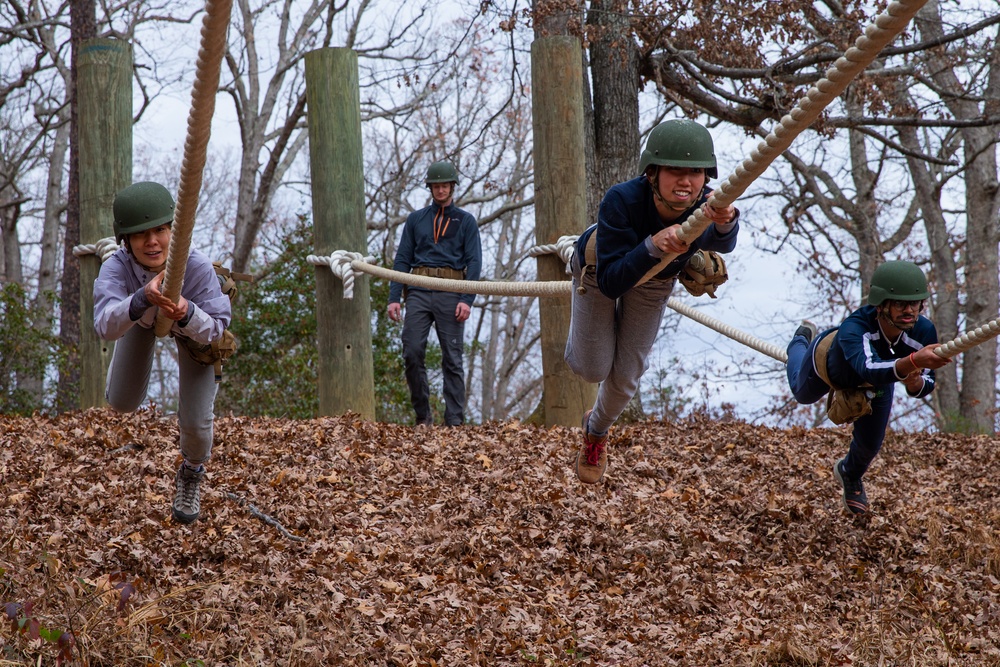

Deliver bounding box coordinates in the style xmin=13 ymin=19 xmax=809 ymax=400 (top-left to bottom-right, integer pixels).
xmin=304 ymin=48 xmax=376 ymax=419
xmin=78 ymin=38 xmax=132 ymax=408
xmin=531 ymin=36 xmax=596 ymax=427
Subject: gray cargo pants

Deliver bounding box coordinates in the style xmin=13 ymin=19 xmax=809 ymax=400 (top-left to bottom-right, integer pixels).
xmin=105 ymin=324 xmax=218 ymax=464
xmin=565 ymin=253 xmax=675 ymax=435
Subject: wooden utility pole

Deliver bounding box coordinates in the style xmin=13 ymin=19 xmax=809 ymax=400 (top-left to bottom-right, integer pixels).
xmin=531 ymin=36 xmax=596 ymax=427
xmin=77 ymin=38 xmax=132 ymax=408
xmin=304 ymin=48 xmax=376 ymax=419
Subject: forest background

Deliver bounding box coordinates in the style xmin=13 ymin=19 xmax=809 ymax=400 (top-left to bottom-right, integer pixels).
xmin=1 ymin=0 xmax=998 ymax=434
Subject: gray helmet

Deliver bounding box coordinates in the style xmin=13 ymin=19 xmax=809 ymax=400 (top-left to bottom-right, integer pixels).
xmin=638 ymin=119 xmax=718 ymax=179
xmin=425 ymin=161 xmax=459 ymax=185
xmin=113 ymin=181 xmax=175 ymax=243
xmin=867 ymin=260 xmax=929 ymax=306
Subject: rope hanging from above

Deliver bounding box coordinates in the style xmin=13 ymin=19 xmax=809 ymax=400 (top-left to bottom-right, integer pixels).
xmin=636 ymin=0 xmax=931 ymax=287
xmin=153 ymin=0 xmax=235 ymax=337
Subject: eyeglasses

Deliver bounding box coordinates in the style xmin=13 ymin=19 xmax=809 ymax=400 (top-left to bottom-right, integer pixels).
xmin=886 ymin=299 xmax=925 ymax=312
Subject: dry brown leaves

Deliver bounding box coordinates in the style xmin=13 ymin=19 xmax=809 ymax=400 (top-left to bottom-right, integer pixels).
xmin=1 ymin=408 xmax=999 ymax=666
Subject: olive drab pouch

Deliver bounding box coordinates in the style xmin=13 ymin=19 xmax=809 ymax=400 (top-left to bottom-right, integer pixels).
xmin=679 ymin=250 xmax=728 ymax=298
xmin=826 ymin=387 xmax=874 ymax=425
xmin=176 ymin=262 xmax=253 ymax=383
xmin=813 ymin=329 xmax=874 ymax=425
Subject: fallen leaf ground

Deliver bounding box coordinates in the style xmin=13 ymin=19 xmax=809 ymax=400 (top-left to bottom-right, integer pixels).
xmin=1 ymin=408 xmax=999 ymax=666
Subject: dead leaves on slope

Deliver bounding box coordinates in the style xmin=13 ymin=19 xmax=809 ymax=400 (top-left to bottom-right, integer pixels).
xmin=0 ymin=410 xmax=999 ymax=665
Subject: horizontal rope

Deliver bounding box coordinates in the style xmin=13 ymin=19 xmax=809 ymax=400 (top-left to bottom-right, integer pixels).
xmin=308 ymin=251 xmax=377 ymax=299
xmin=73 ymin=237 xmax=119 ymax=263
xmin=349 ymin=259 xmax=573 ymax=297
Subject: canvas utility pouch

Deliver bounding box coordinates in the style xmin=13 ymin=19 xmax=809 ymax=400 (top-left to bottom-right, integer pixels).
xmin=177 ymin=330 xmax=239 ymax=383
xmin=826 ymin=387 xmax=874 ymax=425
xmin=813 ymin=330 xmax=874 ymax=425
xmin=679 ymin=250 xmax=728 ymax=298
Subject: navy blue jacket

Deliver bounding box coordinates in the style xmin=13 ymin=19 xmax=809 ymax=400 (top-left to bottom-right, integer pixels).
xmin=575 ymin=176 xmax=739 ymax=300
xmin=388 ymin=201 xmax=482 ymax=307
xmin=827 ymin=305 xmax=937 ymax=397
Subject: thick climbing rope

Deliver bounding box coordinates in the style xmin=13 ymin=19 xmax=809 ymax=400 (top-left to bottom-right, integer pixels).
xmin=330 ymin=241 xmax=1000 ymax=364
xmin=338 ymin=259 xmax=572 ymax=298
xmin=638 ymin=0 xmax=931 ymax=286
xmin=936 ymin=319 xmax=1000 ymax=359
xmin=307 ymin=251 xmax=377 ymax=299
xmin=73 ymin=236 xmax=119 ymax=263
xmin=323 ymin=246 xmax=789 ymax=362
xmin=527 ymin=234 xmax=578 ymax=274
xmin=153 ymin=0 xmax=234 ymax=337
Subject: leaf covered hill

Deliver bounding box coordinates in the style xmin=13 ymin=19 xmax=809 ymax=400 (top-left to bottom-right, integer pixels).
xmin=1 ymin=409 xmax=999 ymax=666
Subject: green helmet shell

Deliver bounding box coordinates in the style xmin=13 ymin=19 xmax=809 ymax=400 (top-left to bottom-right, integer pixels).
xmin=867 ymin=260 xmax=929 ymax=306
xmin=425 ymin=161 xmax=459 ymax=185
xmin=638 ymin=119 xmax=718 ymax=179
xmin=113 ymin=181 xmax=175 ymax=243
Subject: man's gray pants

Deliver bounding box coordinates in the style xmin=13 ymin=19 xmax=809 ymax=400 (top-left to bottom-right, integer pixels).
xmin=401 ymin=289 xmax=466 ymax=425
xmin=565 ymin=253 xmax=675 ymax=435
xmin=105 ymin=324 xmax=218 ymax=465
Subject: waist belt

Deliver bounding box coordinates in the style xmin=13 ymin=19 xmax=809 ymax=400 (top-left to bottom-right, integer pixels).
xmin=411 ymin=266 xmax=465 ymax=280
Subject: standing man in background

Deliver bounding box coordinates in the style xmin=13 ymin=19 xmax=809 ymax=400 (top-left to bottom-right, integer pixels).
xmin=388 ymin=161 xmax=482 ymax=427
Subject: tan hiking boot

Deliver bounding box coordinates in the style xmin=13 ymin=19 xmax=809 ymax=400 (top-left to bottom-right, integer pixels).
xmin=172 ymin=463 xmax=205 ymax=524
xmin=575 ymin=410 xmax=608 ymax=484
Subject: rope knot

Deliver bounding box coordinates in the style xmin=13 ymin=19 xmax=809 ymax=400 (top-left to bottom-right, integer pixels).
xmin=307 ymin=250 xmax=375 ymax=299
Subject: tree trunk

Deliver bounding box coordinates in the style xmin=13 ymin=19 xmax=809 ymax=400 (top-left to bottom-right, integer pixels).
xmin=916 ymin=1 xmax=1000 ymax=433
xmin=57 ymin=0 xmax=97 ymax=412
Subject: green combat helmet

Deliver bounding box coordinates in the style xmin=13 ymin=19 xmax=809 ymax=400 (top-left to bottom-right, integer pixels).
xmin=867 ymin=260 xmax=929 ymax=306
xmin=113 ymin=181 xmax=175 ymax=244
xmin=638 ymin=119 xmax=718 ymax=179
xmin=425 ymin=161 xmax=459 ymax=185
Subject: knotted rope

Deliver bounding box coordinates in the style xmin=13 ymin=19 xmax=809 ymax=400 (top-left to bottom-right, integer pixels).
xmin=351 ymin=260 xmax=572 ymax=297
xmin=528 ymin=235 xmax=579 ymax=274
xmin=638 ymin=0 xmax=930 ymax=286
xmin=936 ymin=318 xmax=1000 ymax=359
xmin=154 ymin=0 xmax=234 ymax=337
xmin=330 ymin=244 xmax=789 ymax=361
xmin=307 ymin=251 xmax=377 ymax=299
xmin=73 ymin=237 xmax=119 ymax=263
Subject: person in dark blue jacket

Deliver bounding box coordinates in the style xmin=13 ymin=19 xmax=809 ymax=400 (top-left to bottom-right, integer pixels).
xmin=786 ymin=260 xmax=951 ymax=515
xmin=566 ymin=119 xmax=740 ymax=484
xmin=388 ymin=161 xmax=482 ymax=427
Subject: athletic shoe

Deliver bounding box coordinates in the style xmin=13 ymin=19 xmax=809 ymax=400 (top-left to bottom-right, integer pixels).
xmin=794 ymin=320 xmax=819 ymax=344
xmin=575 ymin=410 xmax=608 ymax=484
xmin=833 ymin=458 xmax=869 ymax=515
xmin=172 ymin=463 xmax=205 ymax=524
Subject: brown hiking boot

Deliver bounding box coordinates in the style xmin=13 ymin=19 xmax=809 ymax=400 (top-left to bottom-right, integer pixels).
xmin=575 ymin=410 xmax=608 ymax=484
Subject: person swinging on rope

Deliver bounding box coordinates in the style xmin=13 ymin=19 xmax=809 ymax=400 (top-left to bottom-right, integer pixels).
xmin=387 ymin=161 xmax=482 ymax=427
xmin=94 ymin=182 xmax=231 ymax=525
xmin=786 ymin=260 xmax=950 ymax=515
xmin=566 ymin=119 xmax=740 ymax=484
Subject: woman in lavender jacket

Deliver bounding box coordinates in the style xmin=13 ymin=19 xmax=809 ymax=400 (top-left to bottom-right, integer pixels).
xmin=94 ymin=181 xmax=230 ymax=525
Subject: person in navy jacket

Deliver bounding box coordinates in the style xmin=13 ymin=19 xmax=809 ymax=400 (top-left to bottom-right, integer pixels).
xmin=388 ymin=161 xmax=482 ymax=427
xmin=786 ymin=260 xmax=951 ymax=515
xmin=565 ymin=119 xmax=739 ymax=484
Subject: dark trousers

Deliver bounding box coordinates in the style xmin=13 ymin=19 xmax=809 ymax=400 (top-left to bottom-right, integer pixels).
xmin=401 ymin=289 xmax=466 ymax=425
xmin=786 ymin=331 xmax=895 ymax=481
